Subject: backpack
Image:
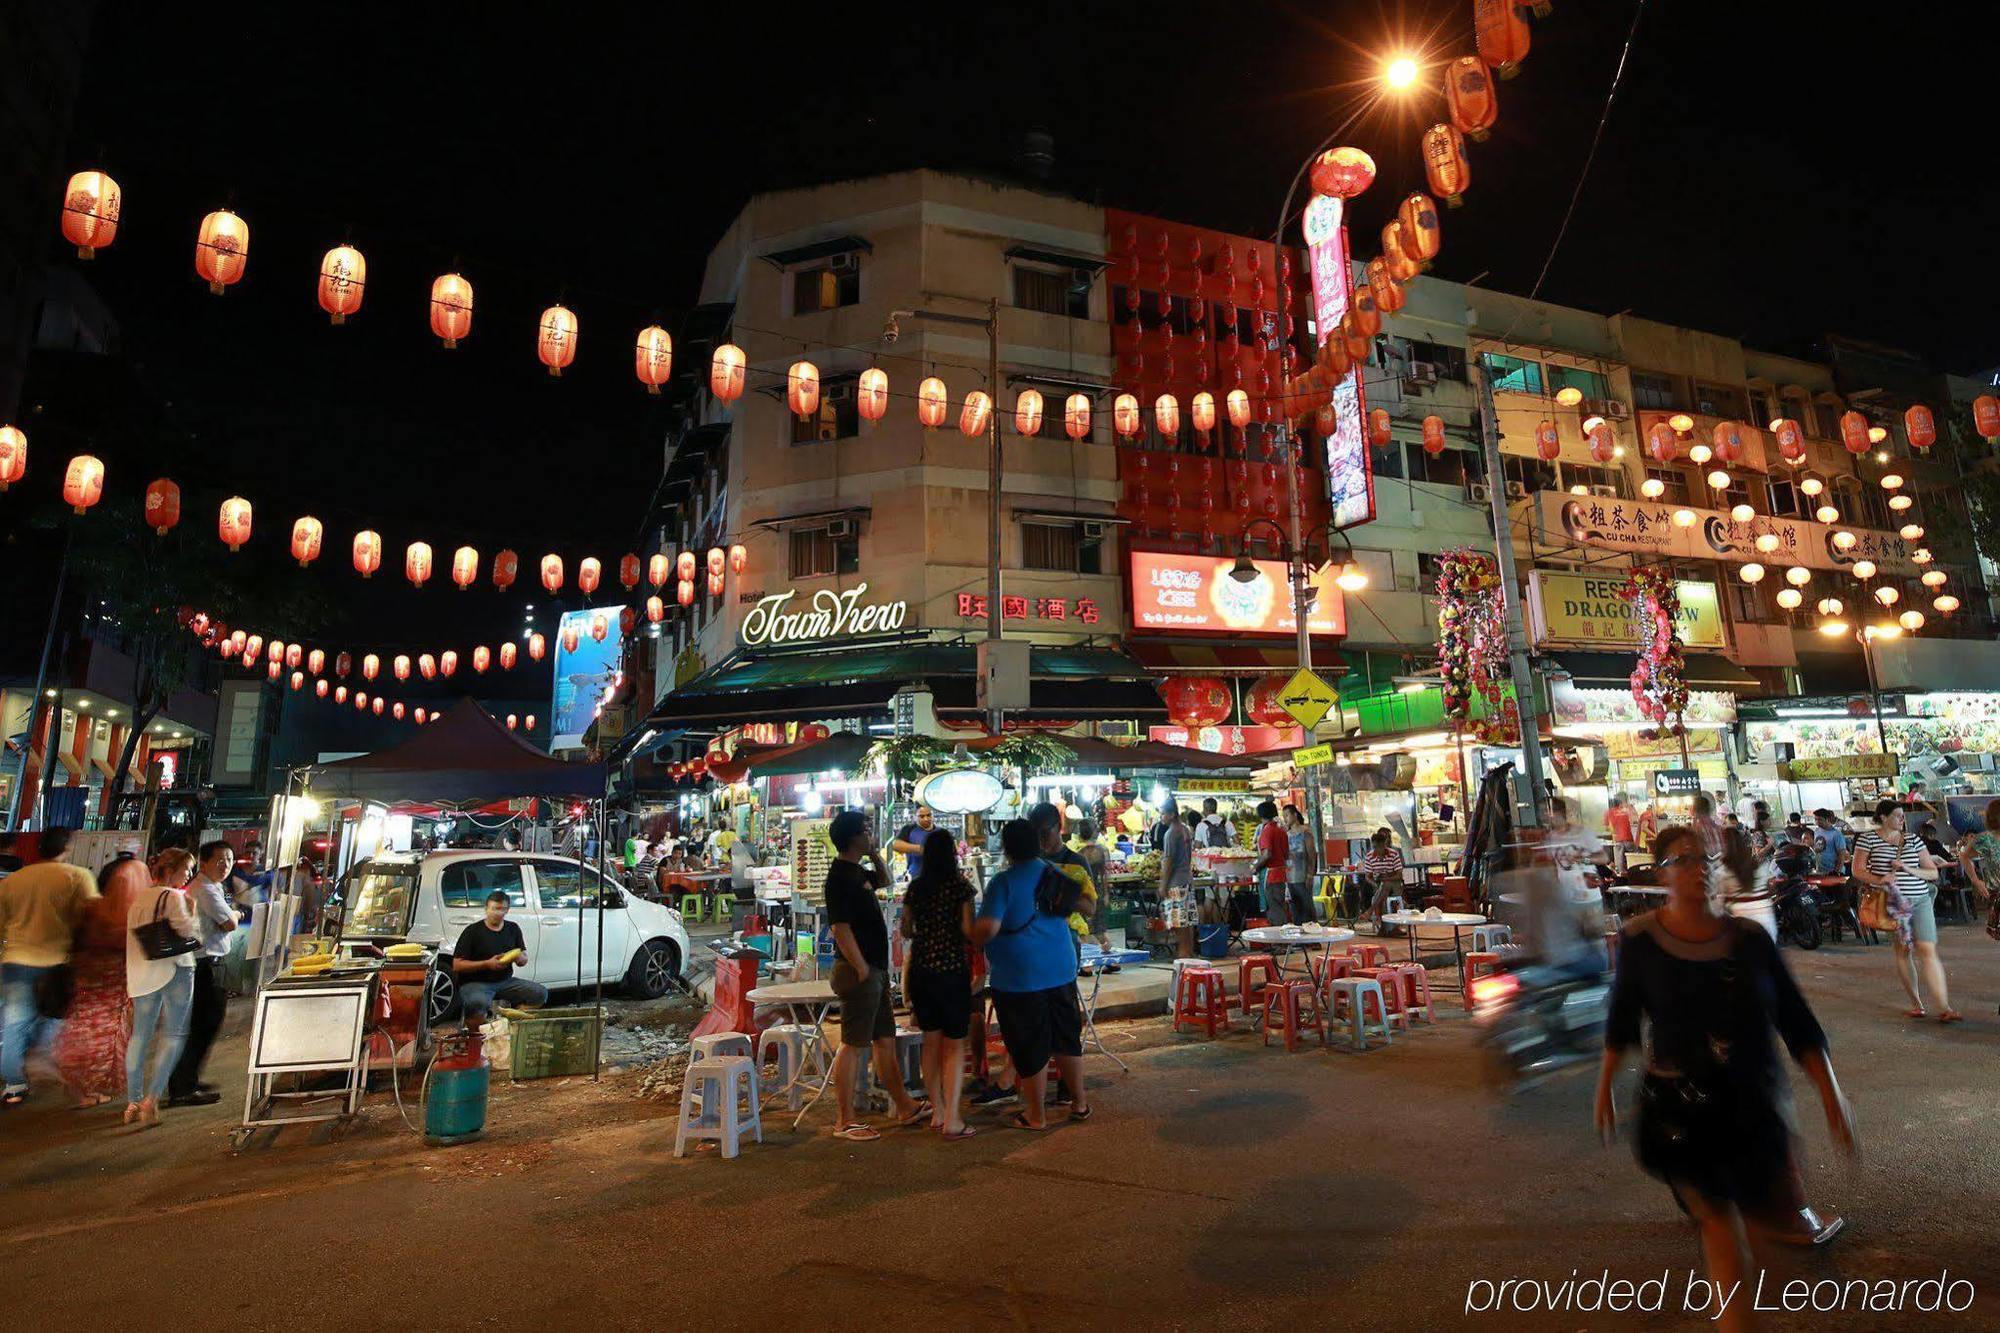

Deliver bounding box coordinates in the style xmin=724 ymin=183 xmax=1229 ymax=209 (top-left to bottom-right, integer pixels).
xmin=1033 ymin=859 xmax=1089 ymax=919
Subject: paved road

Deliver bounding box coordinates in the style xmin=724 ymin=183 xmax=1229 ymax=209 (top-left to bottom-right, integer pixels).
xmin=3 ymin=924 xmax=1997 ymax=1330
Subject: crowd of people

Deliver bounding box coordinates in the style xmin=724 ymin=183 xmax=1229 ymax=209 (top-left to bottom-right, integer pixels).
xmin=0 ymin=829 xmax=242 ymax=1120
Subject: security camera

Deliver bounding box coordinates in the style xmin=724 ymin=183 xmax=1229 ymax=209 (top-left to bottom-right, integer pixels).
xmin=882 ymin=315 xmax=901 ymax=345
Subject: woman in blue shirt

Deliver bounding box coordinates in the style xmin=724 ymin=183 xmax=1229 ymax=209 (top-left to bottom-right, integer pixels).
xmin=972 ymin=819 xmax=1089 ymax=1131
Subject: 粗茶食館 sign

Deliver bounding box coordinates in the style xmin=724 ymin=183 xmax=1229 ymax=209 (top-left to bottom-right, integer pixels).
xmin=1533 ymin=493 xmax=1920 ymax=577
xmin=739 ymin=582 xmax=910 ymax=649
xmin=1529 ymin=571 xmax=1727 ymax=651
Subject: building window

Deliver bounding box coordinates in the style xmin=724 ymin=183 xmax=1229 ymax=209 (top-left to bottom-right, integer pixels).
xmin=1374 ymin=441 xmax=1407 ymax=479
xmin=1484 ymin=353 xmax=1543 ymax=395
xmin=1013 ymin=266 xmax=1090 ymax=319
xmin=1730 ymin=581 xmax=1774 ymax=624
xmin=1501 ymin=454 xmax=1558 ymax=494
xmin=1022 ymin=522 xmax=1104 ymax=574
xmin=1404 ymin=340 xmax=1468 ymax=382
xmin=1767 ymin=477 xmax=1805 ymax=518
xmin=792 ymin=260 xmax=860 ymax=315
xmin=1630 ymin=371 xmax=1678 ymax=411
xmin=1748 ymin=388 xmax=1775 ymax=428
xmin=1412 ymin=446 xmax=1472 ymax=488
xmin=1644 ymin=466 xmax=1689 ymax=504
xmin=1718 ymin=477 xmax=1753 ymax=515
xmin=1693 ymin=381 xmax=1749 ymax=420
xmin=787 ymin=525 xmax=860 ymax=579
xmin=1560 ymin=462 xmax=1624 ymax=497
xmin=1549 ymin=365 xmax=1610 ymax=402
xmin=791 ymin=382 xmax=860 ymax=444
xmin=1810 ymin=400 xmax=1844 ymax=441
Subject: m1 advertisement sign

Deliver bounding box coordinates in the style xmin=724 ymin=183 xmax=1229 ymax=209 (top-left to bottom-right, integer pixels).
xmin=1128 ymin=548 xmax=1346 ymax=637
xmin=551 ymin=604 xmax=626 ymax=751
xmin=1302 ymin=193 xmax=1374 ymax=531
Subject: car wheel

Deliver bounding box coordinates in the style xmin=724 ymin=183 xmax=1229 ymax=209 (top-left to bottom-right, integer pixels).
xmin=426 ymin=962 xmax=461 ymax=1026
xmin=624 ymin=937 xmax=680 ymax=999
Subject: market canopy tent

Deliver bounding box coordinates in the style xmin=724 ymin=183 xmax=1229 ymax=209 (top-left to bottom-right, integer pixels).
xmin=303 ymin=699 xmax=606 ymax=803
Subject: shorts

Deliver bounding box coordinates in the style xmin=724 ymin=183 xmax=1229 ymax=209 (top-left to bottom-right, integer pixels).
xmin=1904 ymin=889 xmax=1938 ymax=945
xmin=989 ymin=984 xmax=1083 ymax=1079
xmin=905 ymin=966 xmax=971 ymax=1040
xmin=830 ymin=962 xmax=894 ymax=1047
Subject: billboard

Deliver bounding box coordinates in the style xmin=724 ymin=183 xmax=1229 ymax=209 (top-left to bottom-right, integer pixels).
xmin=1528 ymin=572 xmax=1727 ymax=651
xmin=1302 ymin=194 xmax=1374 ymax=530
xmin=550 ymin=605 xmax=626 ymax=751
xmin=1128 ymin=549 xmax=1346 ymax=637
xmin=1533 ymin=492 xmax=1923 ymax=578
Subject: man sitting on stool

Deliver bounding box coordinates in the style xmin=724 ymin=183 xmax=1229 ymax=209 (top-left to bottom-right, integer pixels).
xmin=452 ymin=890 xmax=548 ymax=1023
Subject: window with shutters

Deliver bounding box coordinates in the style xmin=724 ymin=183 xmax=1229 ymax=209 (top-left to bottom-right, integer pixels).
xmin=792 ymin=262 xmax=859 ymax=314
xmin=1022 ymin=522 xmax=1102 ymax=574
xmin=788 ymin=527 xmax=859 ymax=579
xmin=1012 ymin=266 xmax=1089 ymax=319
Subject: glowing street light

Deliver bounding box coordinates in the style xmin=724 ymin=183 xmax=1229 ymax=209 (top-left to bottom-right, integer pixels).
xmin=1385 ymin=55 xmax=1419 ymax=89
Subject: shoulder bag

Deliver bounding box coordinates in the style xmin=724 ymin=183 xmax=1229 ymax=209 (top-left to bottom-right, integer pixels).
xmin=132 ymin=888 xmax=202 ymax=962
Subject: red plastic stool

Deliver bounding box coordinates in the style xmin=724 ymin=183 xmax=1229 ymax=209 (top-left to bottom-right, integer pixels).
xmin=1260 ymin=980 xmax=1323 ymax=1052
xmin=1172 ymin=966 xmax=1228 ymax=1037
xmin=1312 ymin=953 xmax=1356 ymax=986
xmin=1387 ymin=962 xmax=1435 ymax=1024
xmin=1462 ymin=951 xmax=1502 ymax=1008
xmin=1238 ymin=954 xmax=1282 ymax=1016
xmin=1352 ymin=967 xmax=1409 ymax=1030
xmin=1352 ymin=943 xmax=1391 ymax=969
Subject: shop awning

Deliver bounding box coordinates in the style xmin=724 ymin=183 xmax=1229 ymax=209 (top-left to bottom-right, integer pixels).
xmin=1549 ymin=651 xmax=1761 ymax=693
xmin=1055 ymin=736 xmax=1248 ymax=771
xmin=730 ymin=731 xmax=872 ymax=779
xmin=1126 ymin=639 xmax=1347 ymax=676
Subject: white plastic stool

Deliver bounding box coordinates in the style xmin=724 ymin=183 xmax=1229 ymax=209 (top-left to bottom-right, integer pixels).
xmin=674 ymin=1055 xmax=763 ymax=1159
xmin=756 ymin=1024 xmax=824 ymax=1111
xmin=1472 ymin=924 xmax=1513 ymax=953
xmin=690 ymin=1032 xmax=753 ymax=1064
xmin=1325 ymin=977 xmax=1393 ymax=1051
xmin=1171 ymin=958 xmax=1221 ymax=1007
xmin=1383 ymin=895 xmax=1405 ymax=917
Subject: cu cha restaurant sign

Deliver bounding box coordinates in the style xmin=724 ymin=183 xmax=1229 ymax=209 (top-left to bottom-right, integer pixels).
xmin=739 ymin=582 xmax=910 ymax=649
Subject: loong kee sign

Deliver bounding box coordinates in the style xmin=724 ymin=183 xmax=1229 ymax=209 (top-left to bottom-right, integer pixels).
xmin=739 ymin=582 xmax=910 ymax=649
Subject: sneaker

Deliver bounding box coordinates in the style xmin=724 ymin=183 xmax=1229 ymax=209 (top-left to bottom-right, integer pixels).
xmin=969 ymin=1083 xmax=1017 ymax=1107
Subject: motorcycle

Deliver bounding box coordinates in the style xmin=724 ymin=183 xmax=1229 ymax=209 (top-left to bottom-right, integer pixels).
xmin=1471 ymin=952 xmax=1611 ymax=1090
xmin=1773 ymin=872 xmax=1823 ymax=950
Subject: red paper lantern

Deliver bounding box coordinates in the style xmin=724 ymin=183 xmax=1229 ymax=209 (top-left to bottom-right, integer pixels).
xmin=1647 ymin=422 xmax=1678 ymax=464
xmin=619 ymin=553 xmax=641 ymax=590
xmin=1367 ymin=261 xmax=1406 ymax=313
xmin=1398 ymin=193 xmax=1442 ymax=264
xmin=1065 ymin=393 xmax=1093 ymax=440
xmin=218 ymin=496 xmax=253 ymax=551
xmin=707 ymin=571 xmax=724 ymax=597
xmin=290 ymin=517 xmax=323 ymax=567
xmin=1535 ymin=420 xmax=1560 ymax=461
xmin=525 ymin=715 xmax=536 ymax=733
xmin=316 ymin=679 xmax=329 ymax=699
xmin=648 ymin=552 xmax=670 ymax=587
xmin=1352 ymin=287 xmax=1381 ymax=339
xmin=1588 ymin=422 xmax=1616 ymax=463
xmin=372 ymin=697 xmax=384 ymax=716
xmin=1974 ymin=395 xmax=2000 ymax=442
xmin=430 ymin=273 xmax=473 ymax=347
xmin=578 ymin=556 xmax=601 ymax=596
xmin=1381 ymin=220 xmax=1420 ymax=283
xmin=405 ymin=541 xmax=433 ymax=588
xmin=1308 ymin=146 xmax=1376 ymax=199
xmin=589 ymin=614 xmax=608 ymax=643
xmin=1444 ymin=55 xmax=1498 ymax=139
xmin=917 ymin=377 xmax=949 ymax=429
xmin=1368 ymin=408 xmax=1393 ymax=448
xmin=959 ymin=390 xmax=992 ymax=438
xmin=414 ymin=707 xmax=427 ymax=724
xmin=709 ymin=343 xmax=746 ymax=403
xmin=634 ymin=325 xmax=672 ymax=393
xmin=194 ymin=210 xmax=249 ymax=294
xmin=285 ymin=643 xmax=302 ymax=669
xmin=1474 ymin=0 xmax=1531 ymax=76
xmin=145 ymin=479 xmax=181 ymax=535
xmin=308 ymin=648 xmax=325 ymax=675
xmin=335 ymin=652 xmax=352 ymax=678
xmin=317 ymin=245 xmax=366 ymax=323
xmin=473 ymin=645 xmax=491 ymax=673
xmin=538 ymin=304 xmax=578 ymax=377
xmin=858 ymin=368 xmax=890 ymax=422
xmin=60 ymin=170 xmax=121 ymax=257
xmin=353 ymin=530 xmax=382 ymax=579
xmin=394 ymin=654 xmax=411 ymax=681
xmin=541 ymin=554 xmax=564 ymax=593
xmin=1113 ymin=393 xmax=1141 ymax=439
xmin=1190 ymin=392 xmax=1217 ymax=437
xmin=646 ymin=595 xmax=664 ymax=623
xmin=1711 ymin=420 xmax=1745 ymax=463
xmin=677 ymin=579 xmax=695 ymax=607
xmin=1159 ymin=675 xmax=1231 ymax=729
xmin=451 ymin=545 xmax=478 ymax=590
xmin=706 ymin=547 xmax=726 ymax=581
xmin=787 ymin=360 xmax=821 ymax=417
xmin=561 ymin=625 xmax=580 ymax=654
xmin=529 ymin=630 xmax=546 ymax=661
xmin=243 ymin=635 xmax=263 ymax=665
xmin=619 ymin=606 xmax=637 ymax=636
xmin=1838 ymin=410 xmax=1870 ymax=455
xmin=1773 ymin=418 xmax=1807 ymax=462
xmin=393 ymin=701 xmax=405 ymax=720
xmin=1422 ymin=415 xmax=1447 ymax=456
xmin=335 ymin=685 xmax=348 ymax=705
xmin=1154 ymin=394 xmax=1181 ymax=438
xmin=493 ymin=548 xmax=519 ymax=591
xmin=441 ymin=650 xmax=458 ymax=678
xmin=268 ymin=658 xmax=282 ymax=681
xmin=63 ymin=454 xmax=104 ymax=514
xmin=419 ymin=653 xmax=437 ymax=680
xmin=362 ymin=653 xmax=380 ymax=681
xmin=1226 ymin=389 xmax=1252 ymax=430
xmin=1245 ymin=674 xmax=1294 ymax=728
xmin=1015 ymin=388 xmax=1044 ymax=437
xmin=728 ymin=543 xmax=746 ymax=575
xmin=501 ymin=641 xmax=519 ymax=669
xmin=0 ymin=425 xmax=24 ymax=491
xmin=1421 ymin=125 xmax=1470 ymax=207
xmin=676 ymin=550 xmax=697 ymax=582
xmin=1904 ymin=404 xmax=1936 ymax=451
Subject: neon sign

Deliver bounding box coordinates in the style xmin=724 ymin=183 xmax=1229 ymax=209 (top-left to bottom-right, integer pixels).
xmin=739 ymin=582 xmax=910 ymax=648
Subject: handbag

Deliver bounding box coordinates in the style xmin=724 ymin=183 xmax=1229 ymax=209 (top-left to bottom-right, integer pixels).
xmin=132 ymin=888 xmax=201 ymax=962
xmin=1857 ymin=885 xmax=1894 ymax=934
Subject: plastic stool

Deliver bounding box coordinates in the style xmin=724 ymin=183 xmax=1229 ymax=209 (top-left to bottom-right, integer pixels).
xmin=1352 ymin=943 xmax=1390 ymax=970
xmin=1462 ymin=951 xmax=1502 ymax=1008
xmin=756 ymin=1024 xmax=823 ymax=1110
xmin=691 ymin=1032 xmax=753 ymax=1065
xmin=1260 ymin=980 xmax=1323 ymax=1052
xmin=1325 ymin=977 xmax=1393 ymax=1051
xmin=1238 ymin=954 xmax=1282 ymax=1016
xmin=1387 ymin=963 xmax=1435 ymax=1025
xmin=674 ymin=1055 xmax=763 ymax=1159
xmin=1472 ymin=924 xmax=1513 ymax=953
xmin=1171 ymin=958 xmax=1217 ymax=1005
xmin=1352 ymin=967 xmax=1409 ymax=1030
xmin=1172 ymin=966 xmax=1228 ymax=1037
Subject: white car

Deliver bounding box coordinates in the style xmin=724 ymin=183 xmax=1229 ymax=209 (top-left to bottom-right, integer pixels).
xmin=335 ymin=850 xmax=689 ymax=1020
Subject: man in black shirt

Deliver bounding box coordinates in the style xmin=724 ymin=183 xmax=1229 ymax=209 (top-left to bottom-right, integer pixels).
xmin=452 ymin=890 xmax=549 ymax=1023
xmin=824 ymin=810 xmax=920 ymax=1140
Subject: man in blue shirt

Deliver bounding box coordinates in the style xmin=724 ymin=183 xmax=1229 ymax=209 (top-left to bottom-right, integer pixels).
xmin=1811 ymin=809 xmax=1848 ymax=877
xmin=971 ymin=819 xmax=1089 ymax=1130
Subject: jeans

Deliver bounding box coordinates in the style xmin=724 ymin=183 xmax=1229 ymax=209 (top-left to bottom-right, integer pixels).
xmin=127 ymin=969 xmax=195 ymax=1103
xmin=458 ymin=976 xmax=549 ymax=1021
xmin=1 ymin=963 xmax=63 ymax=1092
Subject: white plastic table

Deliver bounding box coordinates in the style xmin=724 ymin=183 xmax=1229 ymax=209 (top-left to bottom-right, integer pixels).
xmin=1240 ymin=925 xmax=1356 ymax=983
xmin=1076 ymin=947 xmax=1150 ymax=1072
xmin=1380 ymin=911 xmax=1486 ymax=987
xmin=748 ymin=979 xmax=839 ymax=1126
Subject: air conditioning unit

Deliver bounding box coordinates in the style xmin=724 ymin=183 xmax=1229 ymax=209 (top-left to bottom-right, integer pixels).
xmin=1504 ymin=481 xmax=1528 ymax=500
xmin=1080 ymin=520 xmax=1110 ymax=541
xmin=824 ymin=517 xmax=856 ymax=539
xmin=1589 ymin=484 xmax=1618 ymax=498
xmin=827 ymin=251 xmax=860 ymax=275
xmin=824 ymin=380 xmax=855 ymax=403
xmin=815 ymin=425 xmax=840 ymax=442
xmin=1601 ymin=399 xmax=1631 ymax=420
xmin=1407 ymin=362 xmax=1440 ymax=387
xmin=1467 ymin=482 xmax=1494 ymax=504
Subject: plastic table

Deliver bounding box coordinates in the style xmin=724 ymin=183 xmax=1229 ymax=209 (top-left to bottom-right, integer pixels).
xmin=1076 ymin=947 xmax=1150 ymax=1072
xmin=748 ymin=979 xmax=839 ymax=1127
xmin=1380 ymin=911 xmax=1486 ymax=987
xmin=1240 ymin=925 xmax=1356 ymax=984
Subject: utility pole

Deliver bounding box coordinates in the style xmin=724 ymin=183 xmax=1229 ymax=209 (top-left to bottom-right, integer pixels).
xmin=8 ymin=532 xmax=70 ymax=830
xmin=1472 ymin=358 xmax=1547 ymax=829
xmin=1276 ymin=418 xmax=1328 ymax=873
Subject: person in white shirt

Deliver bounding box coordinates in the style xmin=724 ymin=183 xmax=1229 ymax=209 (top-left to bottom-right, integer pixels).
xmin=1194 ymin=798 xmax=1235 ymax=848
xmin=166 ymin=841 xmax=238 ymax=1107
xmin=125 ymin=849 xmax=201 ymax=1126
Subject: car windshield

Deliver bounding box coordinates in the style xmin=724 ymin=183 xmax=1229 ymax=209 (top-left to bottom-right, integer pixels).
xmin=340 ymin=862 xmax=419 ymax=938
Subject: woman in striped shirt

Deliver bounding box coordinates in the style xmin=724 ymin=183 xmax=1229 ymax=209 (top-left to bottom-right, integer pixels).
xmin=1851 ymin=798 xmax=1958 ymax=1023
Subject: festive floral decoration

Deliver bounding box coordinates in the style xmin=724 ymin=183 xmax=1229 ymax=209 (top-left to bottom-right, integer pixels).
xmin=1434 ymin=549 xmax=1508 ymax=739
xmin=1624 ymin=565 xmax=1690 ymax=736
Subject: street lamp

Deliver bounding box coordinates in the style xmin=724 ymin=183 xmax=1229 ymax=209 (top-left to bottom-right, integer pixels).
xmin=1384 ymin=55 xmax=1420 ymax=90
xmin=1818 ymin=619 xmax=1904 ymax=759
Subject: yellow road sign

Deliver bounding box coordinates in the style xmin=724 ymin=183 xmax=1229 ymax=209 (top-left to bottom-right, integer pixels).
xmin=1278 ymin=668 xmax=1339 ymax=732
xmin=1292 ymin=743 xmax=1335 ymax=768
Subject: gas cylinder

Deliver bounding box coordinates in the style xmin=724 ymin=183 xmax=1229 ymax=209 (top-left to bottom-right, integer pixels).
xmin=425 ymin=1029 xmax=489 ymax=1145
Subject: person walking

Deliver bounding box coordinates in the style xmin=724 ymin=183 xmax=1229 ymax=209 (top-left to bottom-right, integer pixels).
xmin=1851 ymin=799 xmax=1957 ymax=1023
xmin=166 ymin=840 xmax=239 ymax=1108
xmin=53 ymin=855 xmax=148 ymax=1107
xmin=124 ymin=849 xmax=199 ymax=1127
xmin=1281 ymin=805 xmax=1316 ymax=925
xmin=0 ymin=827 xmax=100 ymax=1106
xmin=822 ymin=811 xmax=922 ymax=1141
xmin=1595 ymin=827 xmax=1856 ymax=1331
xmin=971 ymin=819 xmax=1089 ymax=1131
xmin=899 ymin=828 xmax=976 ymax=1140
xmin=1158 ymin=800 xmax=1192 ymax=914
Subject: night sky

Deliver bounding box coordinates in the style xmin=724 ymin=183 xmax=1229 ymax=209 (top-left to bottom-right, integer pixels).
xmin=32 ymin=0 xmax=1996 ymax=664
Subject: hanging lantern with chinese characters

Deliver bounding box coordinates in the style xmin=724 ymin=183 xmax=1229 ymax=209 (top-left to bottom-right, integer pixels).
xmin=1065 ymin=393 xmax=1093 ymax=440
xmin=647 ymin=552 xmax=669 ymax=588
xmin=1154 ymin=393 xmax=1181 ymax=438
xmin=1226 ymin=389 xmax=1252 ymax=430
xmin=194 ymin=210 xmax=250 ymax=294
xmin=317 ymin=245 xmax=366 ymax=323
xmin=394 ymin=654 xmax=411 ymax=681
xmin=677 ymin=579 xmax=695 ymax=607
xmin=285 ymin=643 xmax=302 ymax=670
xmin=538 ymin=305 xmax=578 ymax=376
xmin=1588 ymin=421 xmax=1616 ymax=463
xmin=634 ymin=325 xmax=672 ymax=393
xmin=419 ymin=652 xmax=437 ymax=680
xmin=917 ymin=377 xmax=949 ymax=429
xmin=677 ymin=550 xmax=697 ymax=583
xmin=706 ymin=547 xmax=726 ymax=583
xmin=1838 ymin=410 xmax=1870 ymax=455
xmin=289 ymin=516 xmax=322 ymax=567
xmin=709 ymin=344 xmax=746 ymax=403
xmin=362 ymin=653 xmax=380 ymax=681
xmin=1421 ymin=125 xmax=1470 ymax=207
xmin=353 ymin=531 xmax=382 ymax=578
xmin=1015 ymin=388 xmax=1044 ymax=437
xmin=473 ymin=645 xmax=491 ymax=673
xmin=729 ymin=543 xmax=747 ymax=574
xmin=335 ymin=652 xmax=352 ymax=678
xmin=1647 ymin=422 xmax=1678 ymax=464
xmin=1444 ymin=55 xmax=1498 ymax=139
xmin=1713 ymin=420 xmax=1745 ymax=463
xmin=646 ymin=595 xmax=664 ymax=623
xmin=1158 ymin=675 xmax=1231 ymax=729
xmin=145 ymin=479 xmax=181 ymax=535
xmin=217 ymin=496 xmax=252 ymax=551
xmin=787 ymin=360 xmax=821 ymax=417
xmin=1902 ymin=404 xmax=1935 ymax=451
xmin=541 ymin=554 xmax=564 ymax=593
xmin=1308 ymin=146 xmax=1377 ymax=199
xmin=60 ymin=170 xmax=121 ymax=257
xmin=619 ymin=553 xmax=641 ymax=590
xmin=1244 ymin=674 xmax=1296 ymax=728
xmin=853 ymin=367 xmax=888 ymax=422
xmin=430 ymin=273 xmax=473 ymax=347
xmin=578 ymin=556 xmax=601 ymax=596
xmin=1381 ymin=220 xmax=1420 ymax=283
xmin=1773 ymin=418 xmax=1806 ymax=463
xmin=505 ymin=640 xmax=523 ymax=668
xmin=62 ymin=454 xmax=104 ymax=514
xmin=1368 ymin=408 xmax=1393 ymax=448
xmin=1474 ymin=0 xmax=1531 ymax=76
xmin=1368 ymin=261 xmax=1406 ymax=313
xmin=1422 ymin=416 xmax=1447 ymax=456
xmin=401 ymin=541 xmax=430 ymax=587
xmin=1191 ymin=392 xmax=1217 ymax=438
xmin=334 ymin=685 xmax=349 ymax=705
xmin=1113 ymin=393 xmax=1141 ymax=439
xmin=1974 ymin=395 xmax=2000 ymax=442
xmin=452 ymin=545 xmax=478 ymax=590
xmin=960 ymin=391 xmax=992 ymax=438
xmin=316 ymin=679 xmax=330 ymax=699
xmin=619 ymin=606 xmax=638 ymax=636
xmin=492 ymin=548 xmax=519 ymax=591
xmin=1535 ymin=420 xmax=1560 ymax=461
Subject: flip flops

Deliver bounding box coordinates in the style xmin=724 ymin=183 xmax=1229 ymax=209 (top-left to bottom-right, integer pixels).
xmin=832 ymin=1123 xmax=881 ymax=1141
xmin=940 ymin=1125 xmax=976 ymax=1141
xmin=1938 ymin=1009 xmax=1964 ymax=1024
xmin=1004 ymin=1111 xmax=1050 ymax=1132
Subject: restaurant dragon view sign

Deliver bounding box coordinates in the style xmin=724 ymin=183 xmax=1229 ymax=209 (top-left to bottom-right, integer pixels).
xmin=1533 ymin=493 xmax=1921 ymax=577
xmin=739 ymin=582 xmax=911 ymax=649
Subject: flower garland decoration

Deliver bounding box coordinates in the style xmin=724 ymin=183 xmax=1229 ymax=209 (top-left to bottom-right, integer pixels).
xmin=1434 ymin=548 xmax=1510 ymax=740
xmin=1625 ymin=565 xmax=1690 ymax=736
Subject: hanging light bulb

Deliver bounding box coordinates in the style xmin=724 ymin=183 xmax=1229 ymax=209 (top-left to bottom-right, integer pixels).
xmin=1776 ymin=587 xmax=1802 ymax=609
xmin=1899 ymin=609 xmax=1925 ymax=632
xmin=1672 ymin=508 xmax=1697 ymax=528
xmin=1640 ymin=478 xmax=1665 ymax=499
xmin=1730 ymin=504 xmax=1755 ymax=523
xmin=1785 ymin=567 xmax=1811 ymax=586
xmin=1852 ymin=559 xmax=1877 ymax=579
xmin=1739 ymin=563 xmax=1765 ymax=584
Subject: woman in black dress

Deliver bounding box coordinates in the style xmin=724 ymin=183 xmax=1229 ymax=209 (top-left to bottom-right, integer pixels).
xmin=899 ymin=828 xmax=977 ymax=1140
xmin=1594 ymin=826 xmax=1857 ymax=1330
